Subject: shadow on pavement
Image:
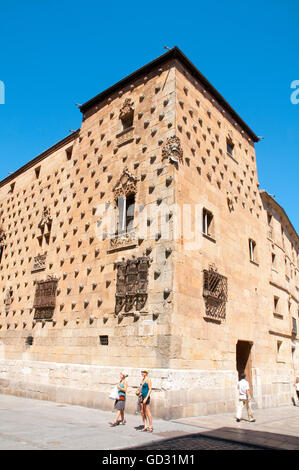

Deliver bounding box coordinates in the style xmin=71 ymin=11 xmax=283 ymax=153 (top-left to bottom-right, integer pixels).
xmin=198 ymin=427 xmax=299 ymax=450
xmin=126 ymin=429 xmax=268 ymax=451
xmin=126 ymin=427 xmax=299 ymax=450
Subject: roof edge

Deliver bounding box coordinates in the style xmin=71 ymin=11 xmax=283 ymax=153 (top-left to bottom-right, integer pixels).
xmin=0 ymin=130 xmax=80 ymax=189
xmin=79 ymin=46 xmax=259 ymax=143
xmin=260 ymin=190 xmax=299 ymax=244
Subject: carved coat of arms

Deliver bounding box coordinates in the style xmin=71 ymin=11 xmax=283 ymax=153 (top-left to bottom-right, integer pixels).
xmin=162 ymin=136 xmax=183 ymax=163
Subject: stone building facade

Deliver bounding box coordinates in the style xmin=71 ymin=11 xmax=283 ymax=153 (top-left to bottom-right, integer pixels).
xmin=0 ymin=47 xmax=298 ymax=418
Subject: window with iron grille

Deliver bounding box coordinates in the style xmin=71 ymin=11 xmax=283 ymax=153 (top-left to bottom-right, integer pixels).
xmin=203 ymin=268 xmax=228 ymax=321
xmin=33 ymin=278 xmax=58 ymax=321
xmin=115 ymin=255 xmax=150 ymax=314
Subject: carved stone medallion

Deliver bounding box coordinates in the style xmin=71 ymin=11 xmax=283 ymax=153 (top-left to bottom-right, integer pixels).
xmin=38 ymin=206 xmax=52 ymax=230
xmin=119 ymin=98 xmax=134 ymax=121
xmin=162 ymin=136 xmax=183 ymax=163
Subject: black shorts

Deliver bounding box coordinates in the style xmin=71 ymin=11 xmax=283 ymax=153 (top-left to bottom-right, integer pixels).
xmin=142 ymin=396 xmax=150 ymax=405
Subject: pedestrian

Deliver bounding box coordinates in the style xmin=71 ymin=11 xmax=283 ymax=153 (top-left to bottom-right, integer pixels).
xmin=109 ymin=371 xmax=128 ymax=427
xmin=295 ymin=377 xmax=299 ymax=405
xmin=236 ymin=373 xmax=255 ymax=422
xmin=139 ymin=369 xmax=153 ymax=432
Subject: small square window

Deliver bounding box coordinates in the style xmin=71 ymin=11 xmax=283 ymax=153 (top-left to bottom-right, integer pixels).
xmin=121 ymin=113 xmax=134 ymax=130
xmin=26 ymin=335 xmax=34 ymax=346
xmin=99 ymin=335 xmax=109 ymax=346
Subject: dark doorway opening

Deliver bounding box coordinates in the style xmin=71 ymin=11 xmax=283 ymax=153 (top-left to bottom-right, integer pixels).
xmin=236 ymin=340 xmax=253 ymax=390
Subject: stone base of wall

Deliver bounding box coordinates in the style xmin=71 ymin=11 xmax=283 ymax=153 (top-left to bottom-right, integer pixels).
xmin=0 ymin=360 xmax=293 ymax=418
xmin=0 ymin=359 xmax=240 ymax=419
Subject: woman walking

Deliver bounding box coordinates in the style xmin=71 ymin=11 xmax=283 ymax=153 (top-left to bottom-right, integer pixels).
xmin=109 ymin=371 xmax=128 ymax=426
xmin=139 ymin=369 xmax=153 ymax=433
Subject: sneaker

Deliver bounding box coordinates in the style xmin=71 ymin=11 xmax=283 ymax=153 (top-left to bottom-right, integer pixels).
xmin=236 ymin=418 xmax=240 ymax=422
xmin=250 ymin=419 xmax=256 ymax=422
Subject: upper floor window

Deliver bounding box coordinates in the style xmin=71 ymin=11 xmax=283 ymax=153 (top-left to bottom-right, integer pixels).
xmin=226 ymin=138 xmax=234 ymax=156
xmin=202 ymin=208 xmax=215 ymax=239
xmin=112 ymin=167 xmax=137 ymax=239
xmin=267 ymin=212 xmax=272 ymax=226
xmin=117 ymin=194 xmax=135 ymax=235
xmin=273 ymin=296 xmax=280 ymax=316
xmin=121 ymin=112 xmax=134 ymax=130
xmin=276 ymin=340 xmax=283 ymax=362
xmin=249 ymin=238 xmax=257 ymax=263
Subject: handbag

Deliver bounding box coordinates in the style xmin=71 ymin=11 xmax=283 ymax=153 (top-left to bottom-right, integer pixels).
xmin=138 ymin=394 xmax=143 ymax=404
xmin=109 ymin=386 xmax=119 ymax=400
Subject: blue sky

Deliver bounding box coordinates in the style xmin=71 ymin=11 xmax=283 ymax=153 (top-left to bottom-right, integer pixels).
xmin=0 ymin=0 xmax=298 ymax=232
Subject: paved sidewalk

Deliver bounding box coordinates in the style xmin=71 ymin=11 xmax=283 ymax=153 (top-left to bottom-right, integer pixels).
xmin=0 ymin=394 xmax=199 ymax=450
xmin=173 ymin=405 xmax=299 ymax=450
xmin=0 ymin=393 xmax=298 ymax=450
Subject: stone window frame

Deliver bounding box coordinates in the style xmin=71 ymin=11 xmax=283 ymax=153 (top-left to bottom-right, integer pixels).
xmin=116 ymin=193 xmax=135 ymax=236
xmin=33 ymin=276 xmax=59 ymax=322
xmin=249 ymin=238 xmax=258 ymax=265
xmin=273 ymin=295 xmax=283 ymax=319
xmin=226 ymin=137 xmax=235 ymax=157
xmin=276 ymin=340 xmax=285 ymax=363
xmin=202 ymin=207 xmax=215 ymax=242
xmin=109 ymin=167 xmax=138 ymax=250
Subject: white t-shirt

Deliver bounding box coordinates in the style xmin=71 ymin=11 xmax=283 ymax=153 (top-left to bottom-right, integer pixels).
xmin=238 ymin=379 xmax=250 ymax=399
